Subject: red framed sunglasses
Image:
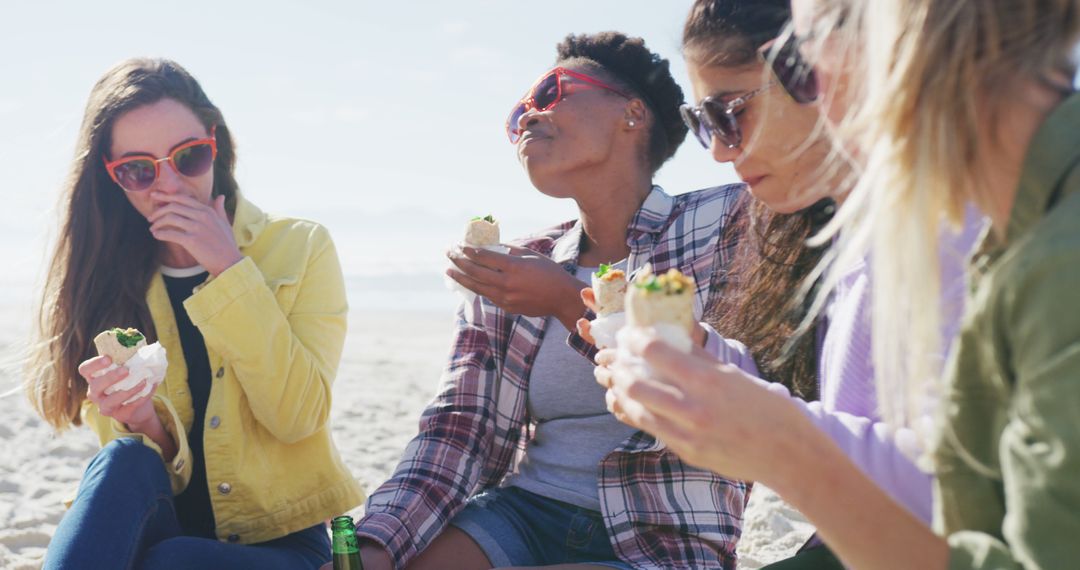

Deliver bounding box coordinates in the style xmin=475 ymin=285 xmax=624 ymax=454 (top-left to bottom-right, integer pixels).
xmin=104 ymin=126 xmax=218 ymax=193
xmin=506 ymin=67 xmax=631 ymax=143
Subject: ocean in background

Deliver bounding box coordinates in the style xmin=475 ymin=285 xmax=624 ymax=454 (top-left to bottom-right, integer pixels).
xmin=0 ymin=201 xmax=583 ymax=349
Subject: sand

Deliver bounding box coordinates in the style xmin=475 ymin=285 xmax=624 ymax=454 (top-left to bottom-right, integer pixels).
xmin=0 ymin=309 xmax=810 ymax=569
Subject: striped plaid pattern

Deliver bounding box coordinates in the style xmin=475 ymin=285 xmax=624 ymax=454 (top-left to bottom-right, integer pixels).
xmin=357 ymin=185 xmax=748 ymax=569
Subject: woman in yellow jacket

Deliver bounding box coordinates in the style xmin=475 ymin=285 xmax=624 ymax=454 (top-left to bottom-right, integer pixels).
xmin=29 ymin=58 xmax=363 ymax=569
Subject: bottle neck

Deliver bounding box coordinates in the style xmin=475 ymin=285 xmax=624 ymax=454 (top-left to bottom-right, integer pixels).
xmin=331 ymin=516 xmax=356 ymax=532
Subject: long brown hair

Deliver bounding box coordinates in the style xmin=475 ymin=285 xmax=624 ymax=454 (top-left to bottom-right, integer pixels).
xmin=686 ymin=0 xmax=833 ymax=400
xmin=706 ymin=195 xmax=833 ymax=400
xmin=28 ymin=58 xmax=239 ymax=430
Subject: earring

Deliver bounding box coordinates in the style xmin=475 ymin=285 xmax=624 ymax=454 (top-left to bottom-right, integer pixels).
xmin=628 ymin=120 xmax=636 ymax=127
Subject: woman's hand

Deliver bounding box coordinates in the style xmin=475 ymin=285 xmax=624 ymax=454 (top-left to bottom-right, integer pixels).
xmin=446 ymin=245 xmax=586 ymax=329
xmin=79 ymin=355 xmax=158 ymax=430
xmin=576 ymin=287 xmax=599 ymax=344
xmin=576 ymin=288 xmax=708 ymax=347
xmin=601 ymin=332 xmax=952 ymax=570
xmin=148 ymin=193 xmax=243 ymax=276
xmin=596 ymin=328 xmax=808 ymax=484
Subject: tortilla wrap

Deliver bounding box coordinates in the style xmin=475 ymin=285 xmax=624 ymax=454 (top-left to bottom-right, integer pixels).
xmin=464 ymin=216 xmax=500 ymax=247
xmin=591 ymin=267 xmax=627 ymax=317
xmin=625 ymin=267 xmax=695 ymax=335
xmin=93 ymin=328 xmax=147 ymax=366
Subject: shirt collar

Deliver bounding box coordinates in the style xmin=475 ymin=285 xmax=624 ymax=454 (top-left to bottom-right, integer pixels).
xmin=627 ymin=185 xmax=676 ymax=242
xmin=1006 ymin=91 xmax=1080 ymax=244
xmin=230 ymin=193 xmax=268 ymax=249
xmin=549 ymin=185 xmax=675 ymax=266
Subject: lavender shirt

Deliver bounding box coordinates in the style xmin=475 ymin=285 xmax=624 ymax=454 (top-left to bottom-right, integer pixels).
xmin=704 ymin=209 xmax=984 ymax=523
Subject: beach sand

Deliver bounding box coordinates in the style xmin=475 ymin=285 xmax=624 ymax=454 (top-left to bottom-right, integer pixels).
xmin=0 ymin=309 xmax=811 ymax=569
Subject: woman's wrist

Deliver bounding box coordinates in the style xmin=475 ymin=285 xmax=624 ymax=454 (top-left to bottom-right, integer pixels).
xmin=206 ymin=250 xmax=244 ymax=277
xmin=756 ymin=398 xmax=837 ymax=496
xmin=125 ymin=416 xmax=162 ymax=440
xmin=125 ymin=410 xmax=178 ymax=461
xmin=123 ymin=405 xmax=161 ymax=435
xmin=770 ymin=415 xmax=869 ymax=515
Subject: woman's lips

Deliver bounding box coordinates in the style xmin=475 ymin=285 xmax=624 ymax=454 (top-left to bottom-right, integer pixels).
xmin=742 ymin=175 xmax=767 ymax=187
xmin=519 ymin=132 xmax=548 ymax=145
xmin=517 ymin=134 xmax=549 ymax=154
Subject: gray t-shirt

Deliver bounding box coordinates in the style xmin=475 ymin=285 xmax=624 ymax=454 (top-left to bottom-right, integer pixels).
xmin=509 ymin=263 xmax=637 ymax=511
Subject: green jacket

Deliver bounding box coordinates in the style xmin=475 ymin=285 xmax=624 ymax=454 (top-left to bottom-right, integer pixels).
xmin=82 ymin=196 xmax=364 ymax=545
xmin=933 ymin=93 xmax=1080 ymax=569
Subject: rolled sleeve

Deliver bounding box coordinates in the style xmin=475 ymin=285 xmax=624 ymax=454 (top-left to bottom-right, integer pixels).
xmin=84 ymin=395 xmax=193 ymax=494
xmin=183 ymin=256 xmax=264 ymax=326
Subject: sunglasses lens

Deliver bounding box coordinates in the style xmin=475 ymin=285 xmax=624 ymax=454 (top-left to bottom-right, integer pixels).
xmin=702 ymin=101 xmax=742 ymax=148
xmin=772 ymin=36 xmax=819 ymax=104
xmin=680 ymin=105 xmax=710 ymax=149
xmin=113 ymin=159 xmax=156 ymax=192
xmin=174 ymin=143 xmax=215 ymax=177
xmin=533 ymin=73 xmax=560 ymax=110
xmin=507 ymin=103 xmax=527 ymax=143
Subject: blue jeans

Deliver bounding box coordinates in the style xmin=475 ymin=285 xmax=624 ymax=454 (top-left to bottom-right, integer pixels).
xmin=43 ymin=438 xmax=330 ymax=570
xmin=449 ymin=486 xmax=632 ymax=569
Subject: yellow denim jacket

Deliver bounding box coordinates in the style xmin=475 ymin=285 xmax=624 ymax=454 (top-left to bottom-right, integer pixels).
xmin=81 ymin=195 xmax=364 ymax=545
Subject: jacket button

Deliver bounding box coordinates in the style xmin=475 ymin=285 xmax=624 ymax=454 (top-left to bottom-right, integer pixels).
xmin=217 ymin=482 xmax=232 ymax=495
xmin=174 ymin=459 xmax=185 ymax=472
xmin=227 ymin=534 xmax=240 ymax=543
xmin=215 ymin=367 xmax=225 ymax=379
xmin=209 ymin=416 xmax=221 ymax=429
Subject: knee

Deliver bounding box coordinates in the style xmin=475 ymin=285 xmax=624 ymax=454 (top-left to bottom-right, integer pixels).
xmin=93 ymin=438 xmax=161 ymax=470
xmin=83 ymin=438 xmax=167 ymax=490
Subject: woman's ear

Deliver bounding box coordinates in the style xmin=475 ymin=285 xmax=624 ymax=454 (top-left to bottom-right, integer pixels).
xmin=623 ymin=99 xmax=648 ymax=130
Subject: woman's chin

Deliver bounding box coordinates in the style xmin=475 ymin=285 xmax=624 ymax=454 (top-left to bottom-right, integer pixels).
xmin=523 ymin=165 xmax=572 ymax=199
xmin=528 ymin=180 xmax=576 ymax=200
xmin=746 ymin=179 xmax=822 ymax=214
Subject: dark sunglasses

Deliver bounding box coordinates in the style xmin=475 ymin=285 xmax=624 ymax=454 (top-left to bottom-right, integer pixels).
xmin=104 ymin=126 xmax=218 ymax=193
xmin=762 ymin=31 xmax=819 ymax=105
xmin=506 ymin=67 xmax=631 ymax=143
xmin=680 ymin=83 xmax=773 ymax=149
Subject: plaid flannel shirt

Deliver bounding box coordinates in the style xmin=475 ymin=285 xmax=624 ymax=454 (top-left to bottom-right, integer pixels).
xmin=357 ymin=185 xmax=748 ymax=569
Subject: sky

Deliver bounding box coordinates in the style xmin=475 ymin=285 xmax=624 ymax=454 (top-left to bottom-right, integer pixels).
xmin=0 ymin=0 xmax=740 ymax=310
xmin=6 ymin=2 xmax=1072 ymax=316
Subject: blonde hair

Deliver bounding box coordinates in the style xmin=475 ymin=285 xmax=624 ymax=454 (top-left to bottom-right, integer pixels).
xmin=807 ymin=0 xmax=1080 ymax=431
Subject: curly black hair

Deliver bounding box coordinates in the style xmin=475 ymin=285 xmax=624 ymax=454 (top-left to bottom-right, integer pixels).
xmin=555 ymin=32 xmax=687 ymax=174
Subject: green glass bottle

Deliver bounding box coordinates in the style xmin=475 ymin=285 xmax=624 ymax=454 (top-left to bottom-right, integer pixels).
xmin=331 ymin=516 xmax=364 ymax=570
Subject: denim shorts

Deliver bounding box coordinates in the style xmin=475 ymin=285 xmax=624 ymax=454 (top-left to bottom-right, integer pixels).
xmin=449 ymin=486 xmax=632 ymax=569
